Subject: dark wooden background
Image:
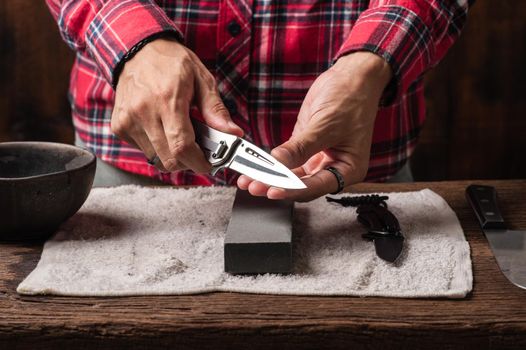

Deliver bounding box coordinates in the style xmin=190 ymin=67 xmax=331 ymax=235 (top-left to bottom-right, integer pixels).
xmin=0 ymin=1 xmax=525 ymax=181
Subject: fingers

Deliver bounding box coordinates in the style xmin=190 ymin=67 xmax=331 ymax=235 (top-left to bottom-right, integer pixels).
xmin=111 ymin=108 xmax=170 ymax=172
xmin=112 ymin=123 xmax=168 ymax=173
xmin=112 ymin=102 xmax=208 ymax=173
xmin=269 ymin=93 xmax=320 ymax=169
xmin=271 ymin=161 xmax=367 ymax=202
xmin=267 ymin=167 xmax=341 ymax=202
xmin=270 ymin=129 xmax=327 ymax=170
xmin=238 ymin=159 xmax=367 ymax=202
xmin=194 ymin=68 xmax=244 ymax=137
xmin=160 ymin=98 xmax=211 ymax=173
xmin=236 ymin=175 xmax=269 ymax=196
xmin=130 ymin=129 xmax=171 ymax=173
xmin=144 ymin=118 xmax=195 ymax=173
xmin=236 ymin=175 xmax=252 ymax=190
xmin=237 ymin=166 xmax=306 ymax=193
xmin=111 ymin=40 xmax=234 ymax=175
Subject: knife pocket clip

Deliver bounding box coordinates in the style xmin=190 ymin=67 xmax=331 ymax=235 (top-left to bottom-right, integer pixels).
xmin=212 ymin=141 xmax=228 ymax=159
xmin=209 ymin=138 xmax=242 ymax=175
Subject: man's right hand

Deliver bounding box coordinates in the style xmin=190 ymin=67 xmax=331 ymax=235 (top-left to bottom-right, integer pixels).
xmin=111 ymin=38 xmax=243 ymax=173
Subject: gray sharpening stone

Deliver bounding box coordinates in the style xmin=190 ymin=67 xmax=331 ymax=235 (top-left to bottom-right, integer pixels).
xmin=224 ymin=189 xmax=294 ymax=275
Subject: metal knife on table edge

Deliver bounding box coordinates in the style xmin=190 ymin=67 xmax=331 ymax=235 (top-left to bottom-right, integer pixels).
xmin=466 ymin=184 xmax=526 ymax=290
xmin=191 ymin=119 xmax=306 ymax=190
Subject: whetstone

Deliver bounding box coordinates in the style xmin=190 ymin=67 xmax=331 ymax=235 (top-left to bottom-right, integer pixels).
xmin=224 ymin=189 xmax=294 ymax=274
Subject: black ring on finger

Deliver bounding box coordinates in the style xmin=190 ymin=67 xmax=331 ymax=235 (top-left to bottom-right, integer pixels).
xmin=325 ymin=166 xmax=345 ymax=194
xmin=147 ymin=154 xmax=161 ymax=167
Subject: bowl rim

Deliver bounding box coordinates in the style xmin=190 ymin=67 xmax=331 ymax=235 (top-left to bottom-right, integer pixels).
xmin=0 ymin=141 xmax=96 ymax=181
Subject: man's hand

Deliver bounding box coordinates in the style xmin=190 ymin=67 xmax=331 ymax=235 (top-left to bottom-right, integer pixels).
xmin=237 ymin=52 xmax=392 ymax=201
xmin=111 ymin=38 xmax=243 ymax=173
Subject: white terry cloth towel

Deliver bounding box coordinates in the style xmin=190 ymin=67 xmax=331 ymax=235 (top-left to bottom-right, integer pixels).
xmin=17 ymin=186 xmax=473 ymax=298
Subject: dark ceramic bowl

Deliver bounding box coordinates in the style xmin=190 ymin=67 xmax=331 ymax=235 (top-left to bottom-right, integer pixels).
xmin=0 ymin=142 xmax=96 ymax=241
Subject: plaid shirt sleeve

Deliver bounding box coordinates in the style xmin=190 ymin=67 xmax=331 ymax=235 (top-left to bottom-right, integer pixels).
xmin=45 ymin=0 xmax=183 ymax=86
xmin=336 ymin=0 xmax=472 ymax=105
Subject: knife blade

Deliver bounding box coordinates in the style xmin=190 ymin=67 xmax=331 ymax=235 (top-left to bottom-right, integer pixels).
xmin=466 ymin=184 xmax=526 ymax=290
xmin=191 ymin=119 xmax=306 ymax=189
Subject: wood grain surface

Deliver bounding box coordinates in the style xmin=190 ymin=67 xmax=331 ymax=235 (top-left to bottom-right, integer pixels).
xmin=0 ymin=180 xmax=525 ymax=349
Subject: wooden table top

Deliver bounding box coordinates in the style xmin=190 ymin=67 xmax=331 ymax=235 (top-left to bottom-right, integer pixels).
xmin=1 ymin=180 xmax=525 ymax=349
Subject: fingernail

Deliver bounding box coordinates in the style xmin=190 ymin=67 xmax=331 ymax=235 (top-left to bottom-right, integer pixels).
xmin=228 ymin=121 xmax=241 ymax=131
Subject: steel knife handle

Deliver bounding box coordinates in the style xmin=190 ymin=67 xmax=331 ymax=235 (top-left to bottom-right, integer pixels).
xmin=191 ymin=119 xmax=241 ymax=175
xmin=466 ymin=184 xmax=507 ymax=230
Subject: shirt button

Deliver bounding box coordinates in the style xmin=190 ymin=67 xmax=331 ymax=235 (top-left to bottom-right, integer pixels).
xmin=227 ymin=20 xmax=242 ymax=37
xmin=223 ymin=98 xmax=237 ymax=115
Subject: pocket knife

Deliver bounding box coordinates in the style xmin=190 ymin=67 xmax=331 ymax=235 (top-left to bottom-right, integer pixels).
xmin=326 ymin=195 xmax=404 ymax=263
xmin=357 ymin=204 xmax=405 ymax=263
xmin=192 ymin=119 xmax=306 ymax=189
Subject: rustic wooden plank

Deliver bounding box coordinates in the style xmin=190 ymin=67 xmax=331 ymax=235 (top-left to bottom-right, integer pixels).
xmin=0 ymin=180 xmax=525 ymax=349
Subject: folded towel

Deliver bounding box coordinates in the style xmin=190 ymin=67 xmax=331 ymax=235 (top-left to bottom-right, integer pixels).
xmin=17 ymin=186 xmax=472 ymax=298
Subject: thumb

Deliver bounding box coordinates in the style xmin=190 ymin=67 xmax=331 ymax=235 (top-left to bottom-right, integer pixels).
xmin=195 ymin=76 xmax=243 ymax=137
xmin=271 ymin=129 xmax=325 ymax=169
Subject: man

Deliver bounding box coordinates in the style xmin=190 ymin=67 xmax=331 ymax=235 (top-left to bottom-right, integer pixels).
xmin=46 ymin=0 xmax=471 ymax=201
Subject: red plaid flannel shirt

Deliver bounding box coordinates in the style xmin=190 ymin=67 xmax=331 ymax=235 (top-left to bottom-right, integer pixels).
xmin=46 ymin=0 xmax=471 ymax=185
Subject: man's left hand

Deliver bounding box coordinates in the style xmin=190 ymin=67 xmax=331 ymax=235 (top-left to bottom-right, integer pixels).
xmin=237 ymin=52 xmax=392 ymax=201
